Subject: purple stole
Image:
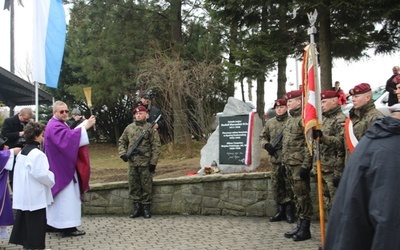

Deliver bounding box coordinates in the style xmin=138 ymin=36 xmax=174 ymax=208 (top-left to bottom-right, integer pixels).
xmin=0 ymin=150 xmax=14 ymax=226
xmin=44 ymin=117 xmax=82 ymax=197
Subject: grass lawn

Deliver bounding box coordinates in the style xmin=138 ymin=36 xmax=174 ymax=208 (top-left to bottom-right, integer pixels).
xmin=88 ymin=141 xmax=271 ymax=184
xmin=88 ymin=141 xmax=205 ymax=184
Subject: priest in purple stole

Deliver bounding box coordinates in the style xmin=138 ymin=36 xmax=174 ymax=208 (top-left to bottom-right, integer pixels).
xmin=0 ymin=136 xmax=21 ymax=238
xmin=43 ymin=101 xmax=96 ymax=237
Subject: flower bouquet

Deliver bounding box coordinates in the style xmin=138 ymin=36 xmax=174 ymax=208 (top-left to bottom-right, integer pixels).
xmin=212 ymin=167 xmax=220 ymax=173
xmin=204 ymin=166 xmax=220 ymax=175
xmin=204 ymin=166 xmax=213 ymax=175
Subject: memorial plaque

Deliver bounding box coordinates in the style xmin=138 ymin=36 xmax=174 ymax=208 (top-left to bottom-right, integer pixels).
xmin=219 ymin=115 xmax=249 ymax=164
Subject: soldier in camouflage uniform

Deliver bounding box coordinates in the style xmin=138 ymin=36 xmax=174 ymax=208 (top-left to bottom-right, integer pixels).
xmin=313 ymin=90 xmax=346 ymax=212
xmin=281 ymin=90 xmax=313 ymax=242
xmin=345 ymin=83 xmax=384 ymax=162
xmin=118 ymin=105 xmax=161 ymax=219
xmin=260 ymin=99 xmax=294 ymax=223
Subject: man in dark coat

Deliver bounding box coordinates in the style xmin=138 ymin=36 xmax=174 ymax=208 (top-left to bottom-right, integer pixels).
xmin=139 ymin=94 xmax=164 ymax=129
xmin=385 ymin=66 xmax=399 ymax=106
xmin=66 ymin=108 xmax=85 ymax=129
xmin=332 ymin=81 xmax=347 ymax=106
xmin=324 ymin=103 xmax=400 ymax=250
xmin=1 ymin=107 xmax=32 ymax=148
xmin=1 ymin=107 xmax=32 ymax=188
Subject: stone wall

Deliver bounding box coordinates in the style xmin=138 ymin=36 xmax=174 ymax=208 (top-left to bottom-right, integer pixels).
xmin=82 ymin=172 xmax=321 ymax=218
xmin=83 ymin=173 xmax=276 ymax=216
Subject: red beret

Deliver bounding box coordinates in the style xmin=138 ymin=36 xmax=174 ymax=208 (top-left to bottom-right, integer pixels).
xmin=393 ymin=75 xmax=400 ymax=85
xmin=321 ymin=90 xmax=338 ymax=100
xmin=273 ymin=99 xmax=287 ymax=108
xmin=349 ymin=83 xmax=371 ymax=95
xmin=285 ymin=90 xmax=302 ymax=100
xmin=133 ymin=105 xmax=147 ymax=114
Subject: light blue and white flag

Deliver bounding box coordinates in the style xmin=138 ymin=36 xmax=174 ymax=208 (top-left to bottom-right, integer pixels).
xmin=32 ymin=0 xmax=66 ymax=88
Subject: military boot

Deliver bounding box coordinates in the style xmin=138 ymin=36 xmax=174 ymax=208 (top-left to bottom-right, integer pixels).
xmin=129 ymin=202 xmax=142 ymax=218
xmin=269 ymin=204 xmax=286 ymax=222
xmin=293 ymin=219 xmax=311 ymax=241
xmin=143 ymin=204 xmax=151 ymax=218
xmin=284 ymin=218 xmax=302 ymax=238
xmin=285 ymin=202 xmax=295 ymax=223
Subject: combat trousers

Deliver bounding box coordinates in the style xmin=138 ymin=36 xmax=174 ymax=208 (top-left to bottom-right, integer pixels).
xmin=128 ymin=166 xmax=153 ymax=205
xmin=321 ymin=172 xmax=336 ymax=212
xmin=271 ymin=163 xmax=293 ymax=204
xmin=286 ymin=165 xmax=313 ymax=220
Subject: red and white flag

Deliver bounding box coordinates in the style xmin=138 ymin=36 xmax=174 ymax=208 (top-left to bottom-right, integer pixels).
xmin=302 ymin=43 xmax=322 ymax=153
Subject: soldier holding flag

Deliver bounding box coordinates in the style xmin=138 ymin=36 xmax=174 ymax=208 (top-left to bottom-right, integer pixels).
xmin=313 ymin=90 xmax=346 ymax=212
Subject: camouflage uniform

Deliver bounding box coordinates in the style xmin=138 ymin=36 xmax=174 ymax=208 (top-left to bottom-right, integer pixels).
xmin=316 ymin=105 xmax=346 ymax=211
xmin=345 ymin=101 xmax=384 ymax=162
xmin=118 ymin=119 xmax=161 ymax=204
xmin=282 ymin=107 xmax=313 ymax=221
xmin=260 ymin=112 xmax=293 ymax=205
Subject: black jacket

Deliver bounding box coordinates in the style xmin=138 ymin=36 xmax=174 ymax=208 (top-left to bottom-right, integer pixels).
xmin=1 ymin=114 xmax=26 ymax=148
xmin=385 ymin=74 xmax=398 ymax=106
xmin=66 ymin=117 xmax=84 ymax=129
xmin=325 ymin=116 xmax=400 ymax=250
xmin=147 ymin=106 xmax=164 ymax=129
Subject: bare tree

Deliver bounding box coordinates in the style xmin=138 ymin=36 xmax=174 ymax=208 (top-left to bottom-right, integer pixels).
xmin=136 ymin=50 xmax=222 ymax=157
xmin=16 ymin=53 xmax=32 ymax=83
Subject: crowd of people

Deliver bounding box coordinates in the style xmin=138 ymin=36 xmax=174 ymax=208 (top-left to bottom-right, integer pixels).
xmin=0 ymin=103 xmax=96 ymax=249
xmin=324 ymin=75 xmax=400 ymax=249
xmin=0 ymin=73 xmax=398 ymax=249
xmin=0 ymin=93 xmax=162 ymax=249
xmin=261 ymin=68 xmax=400 ymax=249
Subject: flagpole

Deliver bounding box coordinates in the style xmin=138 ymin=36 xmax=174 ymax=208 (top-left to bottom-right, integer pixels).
xmin=307 ymin=9 xmax=326 ymax=247
xmin=35 ymin=81 xmax=39 ymax=122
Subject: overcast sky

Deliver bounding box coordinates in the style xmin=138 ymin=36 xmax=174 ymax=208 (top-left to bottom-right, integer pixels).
xmin=1 ymin=1 xmax=399 ymax=105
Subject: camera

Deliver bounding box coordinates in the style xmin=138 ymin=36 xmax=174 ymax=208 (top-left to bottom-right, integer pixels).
xmin=0 ymin=136 xmax=7 ymax=150
xmin=16 ymin=137 xmax=26 ymax=147
xmin=146 ymin=89 xmax=156 ymax=100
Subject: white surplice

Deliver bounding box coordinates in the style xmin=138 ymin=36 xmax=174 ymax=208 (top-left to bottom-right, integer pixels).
xmin=46 ymin=172 xmax=81 ymax=228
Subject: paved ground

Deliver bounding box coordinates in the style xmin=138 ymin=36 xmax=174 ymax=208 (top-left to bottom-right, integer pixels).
xmin=0 ymin=215 xmax=323 ymax=250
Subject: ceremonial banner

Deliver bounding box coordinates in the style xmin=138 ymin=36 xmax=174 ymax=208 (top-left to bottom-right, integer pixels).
xmin=302 ymin=43 xmax=322 ymax=153
xmin=344 ymin=118 xmax=358 ymax=153
xmin=245 ymin=111 xmax=257 ymax=166
xmin=32 ymin=0 xmax=66 ymax=88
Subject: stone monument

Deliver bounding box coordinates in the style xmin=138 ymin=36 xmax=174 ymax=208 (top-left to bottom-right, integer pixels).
xmin=199 ymin=97 xmax=262 ymax=174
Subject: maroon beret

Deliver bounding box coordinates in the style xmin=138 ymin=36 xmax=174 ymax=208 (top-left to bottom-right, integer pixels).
xmin=133 ymin=105 xmax=147 ymax=114
xmin=349 ymin=83 xmax=371 ymax=95
xmin=285 ymin=90 xmax=302 ymax=100
xmin=393 ymin=75 xmax=400 ymax=85
xmin=321 ymin=90 xmax=338 ymax=100
xmin=273 ymin=99 xmax=287 ymax=108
